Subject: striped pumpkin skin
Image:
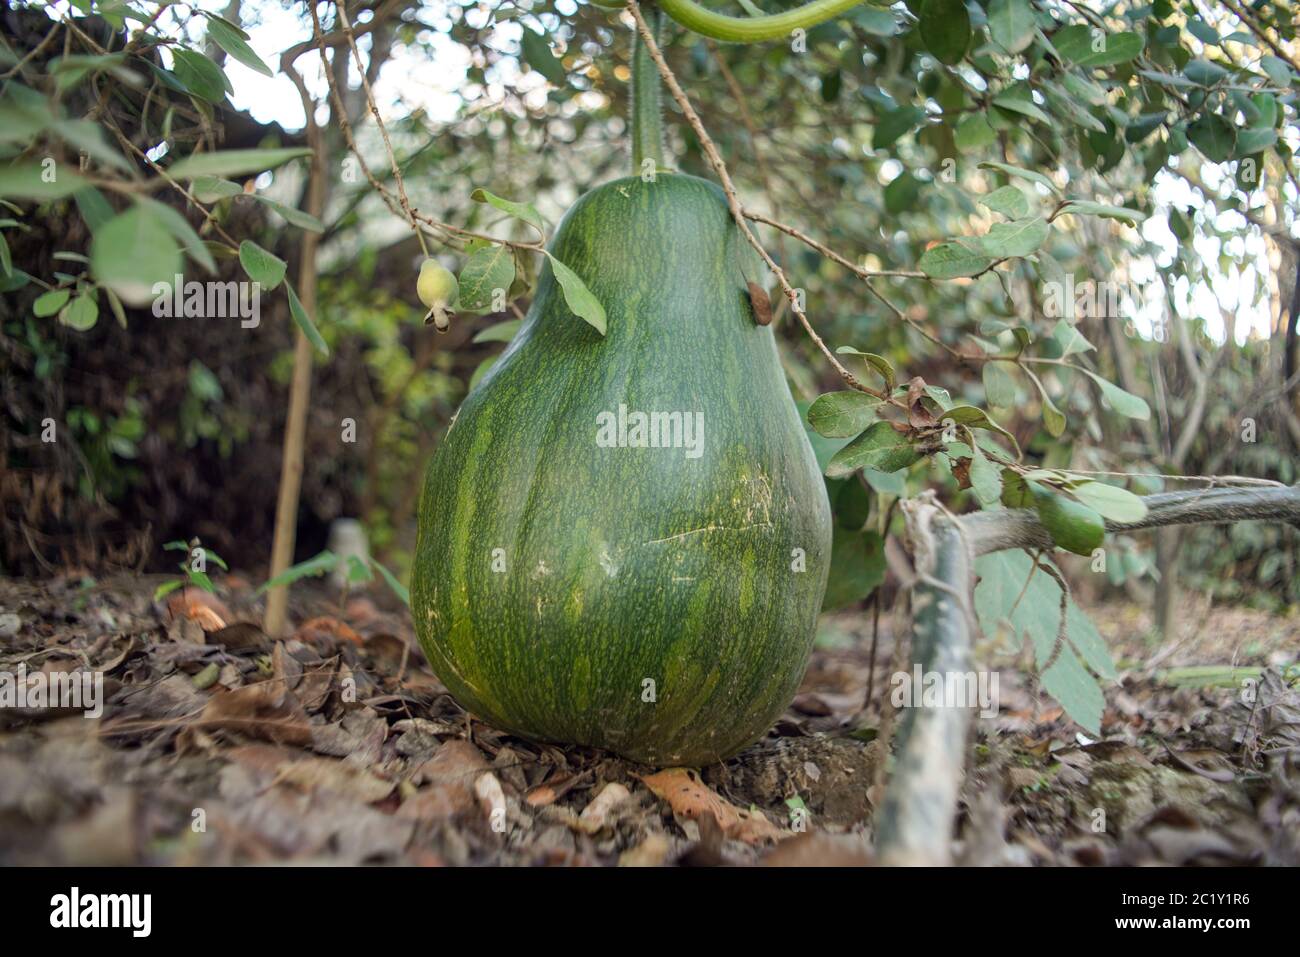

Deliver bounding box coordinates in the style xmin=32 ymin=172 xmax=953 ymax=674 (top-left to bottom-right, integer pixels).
xmin=412 ymin=173 xmax=831 ymax=766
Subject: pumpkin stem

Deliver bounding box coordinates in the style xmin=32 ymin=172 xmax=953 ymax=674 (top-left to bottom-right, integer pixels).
xmin=657 ymin=0 xmax=864 ymax=44
xmin=630 ymin=5 xmax=666 ymax=173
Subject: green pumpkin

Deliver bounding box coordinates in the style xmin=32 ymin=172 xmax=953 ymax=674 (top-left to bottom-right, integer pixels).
xmin=412 ymin=173 xmax=832 ymax=765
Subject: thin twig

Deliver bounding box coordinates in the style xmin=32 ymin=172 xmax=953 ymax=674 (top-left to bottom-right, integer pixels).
xmin=332 ymin=2 xmax=427 ymax=255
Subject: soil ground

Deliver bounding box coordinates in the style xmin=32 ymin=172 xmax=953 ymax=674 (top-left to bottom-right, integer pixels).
xmin=1 ymin=572 xmax=1297 ymax=866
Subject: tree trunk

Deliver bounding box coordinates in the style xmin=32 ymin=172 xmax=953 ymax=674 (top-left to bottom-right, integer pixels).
xmin=1153 ymin=526 xmax=1182 ymax=639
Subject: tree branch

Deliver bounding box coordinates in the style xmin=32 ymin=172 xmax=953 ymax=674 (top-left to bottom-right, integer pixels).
xmin=961 ymin=485 xmax=1300 ymax=556
xmin=874 ymin=482 xmax=1300 ymax=863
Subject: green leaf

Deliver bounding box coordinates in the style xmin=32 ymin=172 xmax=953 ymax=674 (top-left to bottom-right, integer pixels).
xmin=33 ymin=288 xmax=71 ymax=317
xmin=1029 ymin=375 xmax=1066 ymax=436
xmin=153 ymin=579 xmax=184 ymax=602
xmin=968 ymin=439 xmax=1002 ymax=508
xmin=204 ymin=15 xmax=273 ymax=77
xmin=1068 ymin=481 xmax=1148 ymax=523
xmin=1052 ymin=25 xmax=1144 ymax=67
xmin=1186 ymin=18 xmax=1219 ymax=46
xmin=345 ymin=555 xmax=374 ymax=586
xmin=170 ymin=47 xmax=231 ymax=103
xmin=91 ymin=205 xmax=183 ymax=306
xmin=72 ymin=187 xmax=114 ymax=232
xmin=369 ymin=557 xmax=410 ymax=607
xmin=807 ymin=390 xmax=883 ymax=438
xmin=0 ymin=82 xmax=55 ymax=141
xmin=1052 ymin=319 xmax=1094 ymax=356
xmin=0 ymin=268 xmax=24 ymax=293
xmin=922 ymin=384 xmax=953 ymax=411
xmin=1040 ymin=81 xmax=1108 ymax=133
xmin=250 ymin=194 xmax=325 ymax=233
xmin=185 ymin=568 xmax=216 ymax=593
xmin=1059 ymin=200 xmax=1145 ymax=226
xmin=825 ymin=421 xmax=920 ymax=478
xmin=470 ymin=187 xmax=545 ymax=236
xmin=258 ymin=550 xmax=340 ymax=593
xmin=978 ymin=160 xmax=1060 ymax=195
xmin=854 ymin=6 xmax=899 ymax=37
xmin=190 ymin=176 xmax=243 ymax=203
xmin=1123 ymin=111 xmax=1165 ymax=143
xmin=545 ymin=253 xmax=606 ymax=335
xmin=1183 ymin=58 xmax=1228 ymax=87
xmin=884 ymin=172 xmax=922 ymax=214
xmin=1033 ymin=484 xmax=1105 ymax=556
xmin=834 ymin=476 xmax=871 ymax=530
xmin=469 ymin=355 xmax=499 ymax=392
xmin=1187 ymin=113 xmax=1235 ymax=163
xmin=46 ymin=53 xmax=131 ymax=92
xmin=168 ymin=147 xmax=312 ymax=180
xmin=874 ymin=105 xmax=926 ymax=150
xmin=954 ymin=114 xmax=996 ymax=150
xmin=862 ymin=466 xmax=905 ymax=497
xmin=238 ymin=239 xmax=286 ymax=291
xmin=1034 ymin=250 xmax=1067 ymax=292
xmin=286 ymin=283 xmax=328 ymax=357
xmin=972 ymin=217 xmax=1049 ymax=258
xmin=457 ymin=243 xmax=515 ymax=310
xmin=798 ymin=400 xmax=853 ymax=473
xmin=1234 ymin=126 xmax=1276 ymax=157
xmin=190 ymin=174 xmax=320 ymax=230
xmin=0 ymin=163 xmax=88 ymax=200
xmin=834 ymin=347 xmax=896 ymax=390
xmin=942 ymin=405 xmax=1019 ymax=452
xmin=987 ymin=0 xmax=1035 ymax=54
xmin=1259 ymin=56 xmax=1294 ymax=87
xmin=138 ymin=195 xmax=216 ymax=274
xmin=1081 ymin=370 xmax=1149 ymax=420
xmin=1248 ymin=93 xmax=1277 ymax=131
xmin=992 ymin=87 xmax=1051 ymax=124
xmin=520 ymin=27 xmax=566 ymax=85
xmin=974 ymin=550 xmax=1111 ymax=733
xmin=918 ymin=241 xmax=993 ymax=279
xmin=983 ymin=361 xmax=1017 ymax=408
xmin=104 ymin=287 xmax=127 ymax=328
xmin=59 ymin=291 xmax=99 ymax=331
xmin=472 ymin=319 xmax=522 ymax=344
xmin=980 ymin=185 xmax=1030 ymax=219
xmin=1136 ymin=68 xmax=1199 ymax=90
xmin=51 ymin=120 xmax=131 ymax=172
xmin=821 ymin=529 xmax=886 ymax=611
xmin=919 ymin=0 xmax=971 ymax=66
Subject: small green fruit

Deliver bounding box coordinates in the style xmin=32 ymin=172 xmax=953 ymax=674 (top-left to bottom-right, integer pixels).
xmin=1032 ymin=485 xmax=1105 ymax=557
xmin=417 ymin=259 xmax=457 ymax=332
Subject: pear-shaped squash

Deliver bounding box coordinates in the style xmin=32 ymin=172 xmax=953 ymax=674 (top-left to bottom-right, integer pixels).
xmin=412 ymin=173 xmax=831 ymax=765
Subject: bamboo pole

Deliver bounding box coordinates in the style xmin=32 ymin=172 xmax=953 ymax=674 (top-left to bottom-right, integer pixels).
xmin=264 ymin=45 xmax=328 ymax=638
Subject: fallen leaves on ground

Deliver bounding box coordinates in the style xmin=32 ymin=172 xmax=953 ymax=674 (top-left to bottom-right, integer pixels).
xmin=194 ymin=681 xmax=313 ymax=746
xmin=638 ymin=768 xmax=785 ymax=845
xmin=165 ymin=589 xmax=229 ymax=631
xmin=2 ymin=577 xmax=1298 ymax=866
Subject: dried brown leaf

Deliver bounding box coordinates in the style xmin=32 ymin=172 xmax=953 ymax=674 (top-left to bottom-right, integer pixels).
xmin=639 ymin=767 xmax=784 ymax=846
